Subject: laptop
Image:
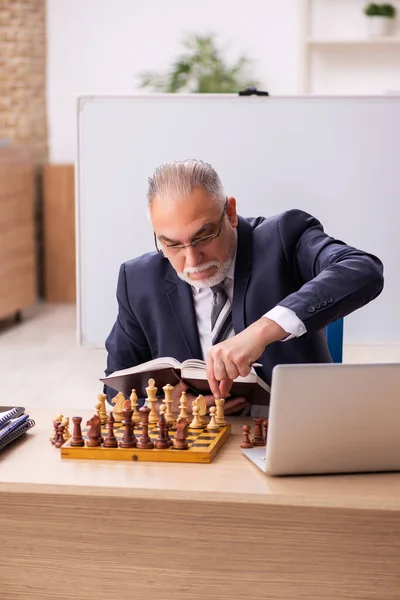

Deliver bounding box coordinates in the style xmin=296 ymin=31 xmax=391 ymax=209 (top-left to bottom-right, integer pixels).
xmin=242 ymin=363 xmax=400 ymax=476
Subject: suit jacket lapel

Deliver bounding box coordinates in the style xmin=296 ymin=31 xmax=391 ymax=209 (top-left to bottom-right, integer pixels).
xmin=165 ymin=263 xmax=203 ymax=358
xmin=232 ymin=217 xmax=253 ymax=333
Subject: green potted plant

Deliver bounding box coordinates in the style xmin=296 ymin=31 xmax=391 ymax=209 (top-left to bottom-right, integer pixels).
xmin=137 ymin=33 xmax=260 ymax=93
xmin=364 ymin=3 xmax=397 ymax=37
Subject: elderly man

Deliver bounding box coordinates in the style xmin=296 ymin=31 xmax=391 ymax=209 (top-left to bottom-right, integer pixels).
xmin=104 ymin=159 xmax=384 ymax=415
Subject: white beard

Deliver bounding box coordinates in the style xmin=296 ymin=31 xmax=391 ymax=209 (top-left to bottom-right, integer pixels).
xmin=177 ymin=256 xmax=234 ymax=289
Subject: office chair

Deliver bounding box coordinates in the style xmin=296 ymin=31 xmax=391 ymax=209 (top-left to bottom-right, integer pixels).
xmin=326 ymin=318 xmax=344 ymax=363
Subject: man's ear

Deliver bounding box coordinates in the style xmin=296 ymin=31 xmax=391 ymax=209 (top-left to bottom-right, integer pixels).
xmin=226 ymin=197 xmax=238 ymax=227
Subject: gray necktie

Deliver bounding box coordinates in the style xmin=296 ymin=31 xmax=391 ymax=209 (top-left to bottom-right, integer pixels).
xmin=211 ymin=283 xmax=233 ymax=345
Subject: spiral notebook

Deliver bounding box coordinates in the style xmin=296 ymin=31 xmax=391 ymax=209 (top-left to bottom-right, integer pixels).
xmin=0 ymin=406 xmax=35 ymax=452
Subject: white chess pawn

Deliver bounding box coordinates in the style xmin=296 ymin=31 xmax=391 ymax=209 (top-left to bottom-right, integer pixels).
xmin=189 ymin=405 xmax=204 ymax=429
xmin=207 ymin=406 xmax=220 ymax=431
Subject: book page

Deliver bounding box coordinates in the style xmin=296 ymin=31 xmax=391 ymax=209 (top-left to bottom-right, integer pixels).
xmin=181 ymin=358 xmax=207 ymax=371
xmin=103 ymin=356 xmax=182 ymax=379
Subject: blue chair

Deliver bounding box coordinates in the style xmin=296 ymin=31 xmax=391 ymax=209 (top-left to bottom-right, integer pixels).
xmin=326 ymin=318 xmax=344 ymax=363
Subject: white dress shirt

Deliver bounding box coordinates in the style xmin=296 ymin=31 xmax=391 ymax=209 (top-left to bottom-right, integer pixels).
xmin=191 ymin=254 xmax=307 ymax=360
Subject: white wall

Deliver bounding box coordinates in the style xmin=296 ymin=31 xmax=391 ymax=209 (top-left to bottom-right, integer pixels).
xmin=46 ymin=0 xmax=303 ymax=163
xmin=47 ymin=0 xmax=400 ymax=163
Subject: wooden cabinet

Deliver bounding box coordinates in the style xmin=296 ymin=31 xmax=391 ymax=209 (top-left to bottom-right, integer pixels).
xmin=42 ymin=164 xmax=76 ymax=302
xmin=0 ymin=148 xmax=36 ymax=320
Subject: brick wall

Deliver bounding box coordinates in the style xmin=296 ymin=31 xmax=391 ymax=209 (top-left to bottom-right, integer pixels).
xmin=0 ymin=0 xmax=48 ymax=164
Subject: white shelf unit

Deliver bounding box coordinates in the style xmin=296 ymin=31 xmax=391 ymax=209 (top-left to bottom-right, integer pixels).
xmin=301 ymin=0 xmax=400 ymax=93
xmin=306 ymin=37 xmax=400 ymax=47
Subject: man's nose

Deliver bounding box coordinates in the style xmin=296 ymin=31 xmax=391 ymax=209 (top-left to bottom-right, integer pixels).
xmin=184 ymin=245 xmax=203 ymax=267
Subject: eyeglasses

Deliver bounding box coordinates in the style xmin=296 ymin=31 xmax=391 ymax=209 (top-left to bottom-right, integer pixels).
xmin=154 ymin=200 xmax=228 ymax=254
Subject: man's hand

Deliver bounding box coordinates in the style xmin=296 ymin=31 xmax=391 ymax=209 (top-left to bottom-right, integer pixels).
xmin=206 ymin=317 xmax=288 ymax=398
xmin=156 ymin=381 xmax=249 ymax=416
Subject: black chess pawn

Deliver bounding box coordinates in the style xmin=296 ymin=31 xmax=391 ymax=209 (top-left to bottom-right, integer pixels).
xmin=54 ymin=424 xmax=66 ymax=448
xmin=252 ymin=418 xmax=265 ymax=447
xmin=155 ymin=411 xmax=170 ymax=449
xmin=119 ymin=403 xmax=136 ymax=448
xmin=136 ymin=406 xmax=154 ymax=449
xmin=240 ymin=425 xmax=254 ymax=449
xmin=104 ymin=412 xmax=118 ymax=448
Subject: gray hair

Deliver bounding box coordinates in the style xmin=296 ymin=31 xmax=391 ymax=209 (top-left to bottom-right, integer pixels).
xmin=147 ymin=159 xmax=226 ymax=207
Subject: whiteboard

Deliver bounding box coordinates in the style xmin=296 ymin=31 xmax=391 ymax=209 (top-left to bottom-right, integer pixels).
xmin=76 ymin=94 xmax=400 ymax=348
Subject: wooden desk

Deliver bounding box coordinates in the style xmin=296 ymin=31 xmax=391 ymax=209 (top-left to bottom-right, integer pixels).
xmin=1 ymin=409 xmax=400 ymax=600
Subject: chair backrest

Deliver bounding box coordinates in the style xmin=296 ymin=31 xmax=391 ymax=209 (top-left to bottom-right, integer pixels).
xmin=326 ymin=319 xmax=344 ymax=363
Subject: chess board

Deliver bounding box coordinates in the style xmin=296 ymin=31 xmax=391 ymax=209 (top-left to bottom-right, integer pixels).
xmin=60 ymin=421 xmax=231 ymax=464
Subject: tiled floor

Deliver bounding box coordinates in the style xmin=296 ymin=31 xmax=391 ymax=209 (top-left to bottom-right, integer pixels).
xmin=1 ymin=302 xmax=399 ymax=411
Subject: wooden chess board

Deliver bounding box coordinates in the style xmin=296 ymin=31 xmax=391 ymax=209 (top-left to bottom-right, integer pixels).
xmin=60 ymin=421 xmax=231 ymax=464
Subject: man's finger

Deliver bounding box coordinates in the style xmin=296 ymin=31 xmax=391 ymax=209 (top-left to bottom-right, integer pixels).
xmin=213 ymin=356 xmax=229 ymax=382
xmin=206 ymin=354 xmax=220 ymax=398
xmin=219 ymin=378 xmax=233 ymax=398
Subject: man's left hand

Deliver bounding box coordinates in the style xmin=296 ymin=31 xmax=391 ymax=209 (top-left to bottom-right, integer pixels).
xmin=206 ymin=317 xmax=288 ymax=398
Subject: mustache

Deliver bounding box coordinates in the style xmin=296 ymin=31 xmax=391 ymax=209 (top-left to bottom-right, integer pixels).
xmin=183 ymin=261 xmax=220 ymax=275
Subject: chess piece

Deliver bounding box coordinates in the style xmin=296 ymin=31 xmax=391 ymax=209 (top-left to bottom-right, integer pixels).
xmin=252 ymin=418 xmax=265 ymax=446
xmin=119 ymin=400 xmax=137 ymax=448
xmin=112 ymin=392 xmax=126 ymax=423
xmin=173 ymin=417 xmax=189 ymax=450
xmin=206 ymin=406 xmax=220 ymax=431
xmin=86 ymin=414 xmax=103 ymax=447
xmin=178 ymin=391 xmax=189 ymax=420
xmin=130 ymin=389 xmax=140 ymax=424
xmin=214 ymin=398 xmax=226 ymax=426
xmin=263 ymin=419 xmax=268 ymax=443
xmin=103 ymin=411 xmax=118 ymax=448
xmin=166 ymin=421 xmax=173 ymax=447
xmin=136 ymin=406 xmax=154 ymax=449
xmin=146 ymin=378 xmax=159 ymax=424
xmin=155 ymin=409 xmax=170 ymax=449
xmin=61 ymin=416 xmax=71 ymax=441
xmin=70 ymin=416 xmax=85 ymax=447
xmin=54 ymin=424 xmax=66 ymax=448
xmin=240 ymin=425 xmax=254 ymax=449
xmin=162 ymin=383 xmax=175 ymax=424
xmin=50 ymin=414 xmax=63 ymax=443
xmin=194 ymin=395 xmax=207 ymax=425
xmin=96 ymin=393 xmax=108 ymax=424
xmin=189 ymin=405 xmax=204 ymax=429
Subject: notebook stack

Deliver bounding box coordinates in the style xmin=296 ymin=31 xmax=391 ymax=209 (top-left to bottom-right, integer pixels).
xmin=0 ymin=406 xmax=35 ymax=452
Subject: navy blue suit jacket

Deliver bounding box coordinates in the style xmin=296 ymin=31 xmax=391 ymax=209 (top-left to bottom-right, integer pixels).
xmin=104 ymin=209 xmax=384 ymax=399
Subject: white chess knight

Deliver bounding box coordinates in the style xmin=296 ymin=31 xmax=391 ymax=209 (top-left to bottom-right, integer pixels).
xmin=112 ymin=392 xmax=126 ymax=422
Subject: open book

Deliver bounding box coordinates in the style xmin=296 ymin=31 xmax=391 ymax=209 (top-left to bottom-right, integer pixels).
xmin=100 ymin=357 xmax=270 ymax=406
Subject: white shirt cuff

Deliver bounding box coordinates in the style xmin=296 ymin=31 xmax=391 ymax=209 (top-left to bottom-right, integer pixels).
xmin=263 ymin=306 xmax=307 ymax=341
